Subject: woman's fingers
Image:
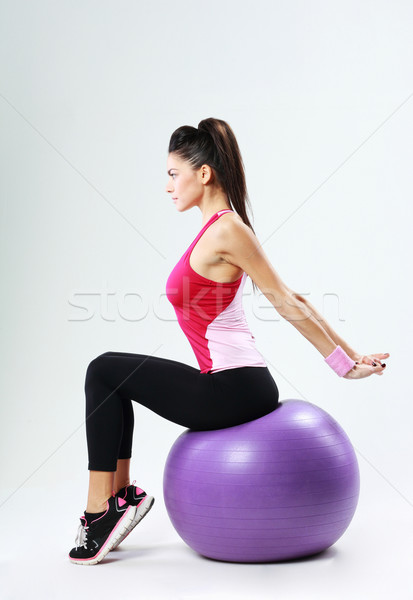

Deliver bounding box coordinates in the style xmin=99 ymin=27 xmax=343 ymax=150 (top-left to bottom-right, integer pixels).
xmin=360 ymin=355 xmax=376 ymax=366
xmin=345 ymin=356 xmax=388 ymax=378
xmin=360 ymin=361 xmax=386 ymax=375
xmin=360 ymin=353 xmax=390 ymax=368
xmin=372 ymin=353 xmax=390 ymax=361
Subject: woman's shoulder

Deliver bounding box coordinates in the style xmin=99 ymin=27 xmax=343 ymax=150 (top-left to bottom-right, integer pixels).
xmin=213 ymin=210 xmax=247 ymax=232
xmin=211 ymin=211 xmax=257 ymax=254
xmin=214 ymin=210 xmax=254 ymax=238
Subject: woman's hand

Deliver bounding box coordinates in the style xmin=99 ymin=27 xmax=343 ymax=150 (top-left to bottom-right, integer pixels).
xmin=343 ymin=352 xmax=390 ymax=379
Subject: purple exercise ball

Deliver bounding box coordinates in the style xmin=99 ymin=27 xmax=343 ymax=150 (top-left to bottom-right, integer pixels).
xmin=163 ymin=399 xmax=360 ymax=563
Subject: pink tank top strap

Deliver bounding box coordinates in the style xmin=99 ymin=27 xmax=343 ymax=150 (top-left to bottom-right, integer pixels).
xmin=189 ymin=210 xmax=234 ymax=249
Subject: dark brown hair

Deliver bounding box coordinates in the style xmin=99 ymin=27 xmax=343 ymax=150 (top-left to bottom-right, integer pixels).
xmin=168 ymin=117 xmax=258 ymax=292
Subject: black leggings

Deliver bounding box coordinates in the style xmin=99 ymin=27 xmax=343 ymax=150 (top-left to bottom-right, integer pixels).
xmin=84 ymin=351 xmax=280 ymax=471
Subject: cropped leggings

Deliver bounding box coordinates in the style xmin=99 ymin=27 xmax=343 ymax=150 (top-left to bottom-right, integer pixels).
xmin=84 ymin=351 xmax=280 ymax=471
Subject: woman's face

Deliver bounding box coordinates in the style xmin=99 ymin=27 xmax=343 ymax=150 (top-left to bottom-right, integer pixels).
xmin=166 ymin=153 xmax=208 ymax=212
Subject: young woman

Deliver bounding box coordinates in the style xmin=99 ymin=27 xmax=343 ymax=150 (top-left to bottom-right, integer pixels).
xmin=69 ymin=117 xmax=389 ymax=565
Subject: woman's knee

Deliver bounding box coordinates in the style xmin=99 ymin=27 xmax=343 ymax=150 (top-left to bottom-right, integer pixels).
xmin=84 ymin=352 xmax=112 ymax=389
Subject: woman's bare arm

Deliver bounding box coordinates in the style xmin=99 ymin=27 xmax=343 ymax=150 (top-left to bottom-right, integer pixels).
xmin=217 ymin=219 xmax=340 ymax=357
xmin=216 ymin=218 xmax=389 ymax=376
xmin=292 ymin=294 xmax=359 ymax=360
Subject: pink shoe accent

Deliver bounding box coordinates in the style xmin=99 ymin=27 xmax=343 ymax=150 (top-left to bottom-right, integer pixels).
xmin=135 ymin=487 xmax=144 ymax=495
xmin=118 ymin=497 xmax=127 ymax=507
xmin=85 ymin=501 xmax=110 ymax=525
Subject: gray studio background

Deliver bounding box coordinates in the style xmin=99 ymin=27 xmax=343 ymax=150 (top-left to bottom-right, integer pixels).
xmin=0 ymin=1 xmax=411 ymax=599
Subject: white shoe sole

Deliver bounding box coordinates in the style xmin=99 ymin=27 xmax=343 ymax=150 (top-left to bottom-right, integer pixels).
xmin=111 ymin=495 xmax=155 ymax=550
xmin=69 ymin=504 xmax=137 ymax=565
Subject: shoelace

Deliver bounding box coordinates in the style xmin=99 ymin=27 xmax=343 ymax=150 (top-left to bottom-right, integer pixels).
xmin=74 ymin=520 xmax=89 ymax=549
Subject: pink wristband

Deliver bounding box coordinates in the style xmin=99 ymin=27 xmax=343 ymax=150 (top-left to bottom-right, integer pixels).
xmin=324 ymin=345 xmax=356 ymax=377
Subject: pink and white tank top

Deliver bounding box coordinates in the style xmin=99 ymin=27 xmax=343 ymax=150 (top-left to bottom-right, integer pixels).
xmin=165 ymin=209 xmax=267 ymax=374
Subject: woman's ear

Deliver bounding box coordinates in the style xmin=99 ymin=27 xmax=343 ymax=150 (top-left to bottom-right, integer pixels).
xmin=199 ymin=164 xmax=213 ymax=185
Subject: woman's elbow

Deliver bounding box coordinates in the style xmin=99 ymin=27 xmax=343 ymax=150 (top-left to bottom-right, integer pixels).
xmin=262 ymin=287 xmax=306 ymax=321
xmin=278 ymin=291 xmax=312 ymax=323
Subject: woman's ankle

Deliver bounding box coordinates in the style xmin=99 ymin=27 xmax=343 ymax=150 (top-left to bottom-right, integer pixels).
xmin=113 ymin=458 xmax=131 ymax=494
xmin=86 ymin=470 xmax=115 ymax=514
xmin=113 ymin=479 xmax=130 ymax=495
xmin=86 ymin=498 xmax=110 ymax=514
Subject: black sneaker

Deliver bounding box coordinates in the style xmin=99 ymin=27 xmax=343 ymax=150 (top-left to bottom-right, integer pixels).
xmin=111 ymin=481 xmax=155 ymax=550
xmin=69 ymin=495 xmax=136 ymax=565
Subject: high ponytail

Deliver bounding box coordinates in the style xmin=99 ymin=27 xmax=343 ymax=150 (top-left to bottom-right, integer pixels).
xmin=168 ymin=117 xmax=259 ymax=293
